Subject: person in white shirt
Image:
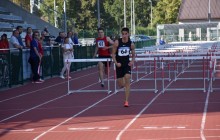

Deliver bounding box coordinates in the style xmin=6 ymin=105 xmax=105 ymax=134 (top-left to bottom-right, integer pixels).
xmin=10 ymin=30 xmax=23 ymax=49
xmin=67 ymin=31 xmax=74 ymax=45
xmin=9 ymin=30 xmax=23 ymax=84
xmin=60 ymin=37 xmax=74 ymax=79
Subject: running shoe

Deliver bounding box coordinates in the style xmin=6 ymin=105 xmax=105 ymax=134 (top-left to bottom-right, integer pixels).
xmin=60 ymin=75 xmax=65 ymax=79
xmin=66 ymin=76 xmax=72 ymax=79
xmin=33 ymin=80 xmax=44 ymax=84
xmin=39 ymin=78 xmax=44 ymax=82
xmin=124 ymin=101 xmax=129 ymax=107
xmin=101 ymin=82 xmax=104 ymax=87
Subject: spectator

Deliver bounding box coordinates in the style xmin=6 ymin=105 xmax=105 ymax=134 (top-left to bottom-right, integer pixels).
xmin=29 ymin=31 xmax=44 ymax=83
xmin=25 ymin=27 xmax=32 ymax=48
xmin=55 ymin=31 xmax=66 ymax=45
xmin=40 ymin=30 xmax=52 ymax=78
xmin=10 ymin=30 xmax=23 ymax=84
xmin=10 ymin=30 xmax=23 ymax=49
xmin=159 ymin=37 xmax=165 ymax=45
xmin=0 ymin=33 xmax=9 ymax=53
xmin=16 ymin=26 xmax=25 ymax=48
xmin=73 ymin=32 xmax=79 ymax=45
xmin=44 ymin=26 xmax=49 ymax=35
xmin=67 ymin=31 xmax=74 ymax=45
xmin=60 ymin=37 xmax=74 ymax=79
xmin=40 ymin=31 xmax=48 ymax=46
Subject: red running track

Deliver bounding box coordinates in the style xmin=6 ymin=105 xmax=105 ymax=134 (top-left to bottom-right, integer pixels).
xmin=0 ymin=61 xmax=220 ymax=140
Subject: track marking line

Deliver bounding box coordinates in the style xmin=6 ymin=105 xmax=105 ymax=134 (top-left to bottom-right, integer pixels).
xmin=0 ymin=76 xmax=108 ymax=123
xmin=68 ymin=126 xmax=111 ymax=131
xmin=200 ymin=81 xmax=211 ymax=140
xmin=32 ymin=71 xmax=149 ymax=139
xmin=116 ymin=63 xmax=193 ymax=140
xmin=0 ymin=71 xmax=98 ymax=103
xmin=0 ymin=128 xmax=34 ymax=132
xmin=33 ymin=93 xmax=115 ymax=140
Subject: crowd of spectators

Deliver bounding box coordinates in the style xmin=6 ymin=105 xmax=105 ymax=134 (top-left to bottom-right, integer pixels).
xmin=0 ymin=26 xmax=79 ymax=84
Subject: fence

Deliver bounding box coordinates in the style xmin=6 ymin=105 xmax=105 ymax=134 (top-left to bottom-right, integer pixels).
xmin=0 ymin=44 xmax=96 ymax=89
xmin=0 ymin=39 xmax=155 ymax=89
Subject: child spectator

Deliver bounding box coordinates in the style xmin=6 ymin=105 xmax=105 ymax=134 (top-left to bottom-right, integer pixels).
xmin=60 ymin=37 xmax=74 ymax=79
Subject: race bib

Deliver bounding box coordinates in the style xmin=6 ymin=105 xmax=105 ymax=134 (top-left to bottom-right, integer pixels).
xmin=118 ymin=47 xmax=130 ymax=56
xmin=97 ymin=40 xmax=105 ymax=48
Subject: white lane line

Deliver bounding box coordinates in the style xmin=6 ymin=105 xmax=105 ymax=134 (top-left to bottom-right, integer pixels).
xmin=137 ymin=136 xmax=201 ymax=140
xmin=116 ymin=64 xmax=190 ymax=140
xmin=33 ymin=93 xmax=115 ymax=140
xmin=143 ymin=126 xmax=186 ymax=129
xmin=10 ymin=128 xmax=34 ymax=132
xmin=137 ymin=135 xmax=220 ymax=140
xmin=68 ymin=126 xmax=110 ymax=131
xmin=0 ymin=71 xmax=97 ymax=103
xmin=0 ymin=94 xmax=66 ymax=123
xmin=0 ymin=128 xmax=34 ymax=132
xmin=116 ymin=92 xmax=162 ymax=140
xmin=200 ymin=82 xmax=211 ymax=140
xmin=33 ymin=71 xmax=149 ymax=140
xmin=0 ymin=76 xmax=105 ymax=123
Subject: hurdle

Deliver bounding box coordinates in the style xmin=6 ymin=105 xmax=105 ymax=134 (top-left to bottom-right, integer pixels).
xmin=209 ymin=56 xmax=220 ymax=92
xmin=65 ymin=58 xmax=112 ymax=95
xmin=161 ymin=56 xmax=219 ymax=93
xmin=114 ymin=57 xmax=160 ymax=94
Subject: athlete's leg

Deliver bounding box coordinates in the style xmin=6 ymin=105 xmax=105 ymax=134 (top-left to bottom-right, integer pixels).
xmin=117 ymin=77 xmax=125 ymax=88
xmin=124 ymin=73 xmax=131 ymax=102
xmin=98 ymin=62 xmax=104 ymax=84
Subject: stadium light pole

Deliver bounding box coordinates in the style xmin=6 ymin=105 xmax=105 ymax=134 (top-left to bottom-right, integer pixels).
xmin=63 ymin=0 xmax=67 ymax=33
xmin=130 ymin=0 xmax=135 ymax=35
xmin=208 ymin=0 xmax=211 ymax=23
xmin=149 ymin=0 xmax=152 ymax=28
xmin=54 ymin=0 xmax=57 ymax=27
xmin=131 ymin=0 xmax=133 ymax=34
xmin=97 ymin=0 xmax=100 ymax=28
xmin=133 ymin=0 xmax=135 ymax=35
xmin=124 ymin=0 xmax=126 ymax=27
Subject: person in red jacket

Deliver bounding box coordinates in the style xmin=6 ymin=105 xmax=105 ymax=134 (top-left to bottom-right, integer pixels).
xmin=25 ymin=27 xmax=32 ymax=48
xmin=0 ymin=34 xmax=9 ymax=54
xmin=93 ymin=27 xmax=114 ymax=87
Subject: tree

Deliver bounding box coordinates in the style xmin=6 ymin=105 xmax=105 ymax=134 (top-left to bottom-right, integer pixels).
xmin=37 ymin=0 xmax=182 ymax=36
xmin=152 ymin=0 xmax=181 ymax=27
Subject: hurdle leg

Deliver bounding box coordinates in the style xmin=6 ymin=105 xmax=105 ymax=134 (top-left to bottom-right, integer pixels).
xmin=203 ymin=57 xmax=206 ymax=92
xmin=67 ymin=60 xmax=70 ymax=95
xmin=154 ymin=58 xmax=158 ymax=93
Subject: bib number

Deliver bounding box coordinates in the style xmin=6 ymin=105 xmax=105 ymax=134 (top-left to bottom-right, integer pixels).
xmin=118 ymin=47 xmax=130 ymax=56
xmin=98 ymin=40 xmax=105 ymax=48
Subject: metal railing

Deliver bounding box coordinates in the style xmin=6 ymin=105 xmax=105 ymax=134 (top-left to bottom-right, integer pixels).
xmin=0 ymin=39 xmax=155 ymax=89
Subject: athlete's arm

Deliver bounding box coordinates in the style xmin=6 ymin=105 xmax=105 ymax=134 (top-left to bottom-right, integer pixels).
xmin=106 ymin=36 xmax=114 ymax=49
xmin=112 ymin=40 xmax=121 ymax=67
xmin=107 ymin=36 xmax=115 ymax=45
xmin=129 ymin=42 xmax=135 ymax=66
xmin=93 ymin=41 xmax=98 ymax=58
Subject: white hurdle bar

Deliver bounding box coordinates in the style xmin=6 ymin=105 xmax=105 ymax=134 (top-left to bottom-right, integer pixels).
xmin=65 ymin=58 xmax=112 ymax=95
xmin=66 ymin=56 xmax=220 ymax=94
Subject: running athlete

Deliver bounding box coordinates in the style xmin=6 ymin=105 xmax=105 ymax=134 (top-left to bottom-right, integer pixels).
xmin=93 ymin=27 xmax=114 ymax=87
xmin=112 ymin=27 xmax=135 ymax=107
